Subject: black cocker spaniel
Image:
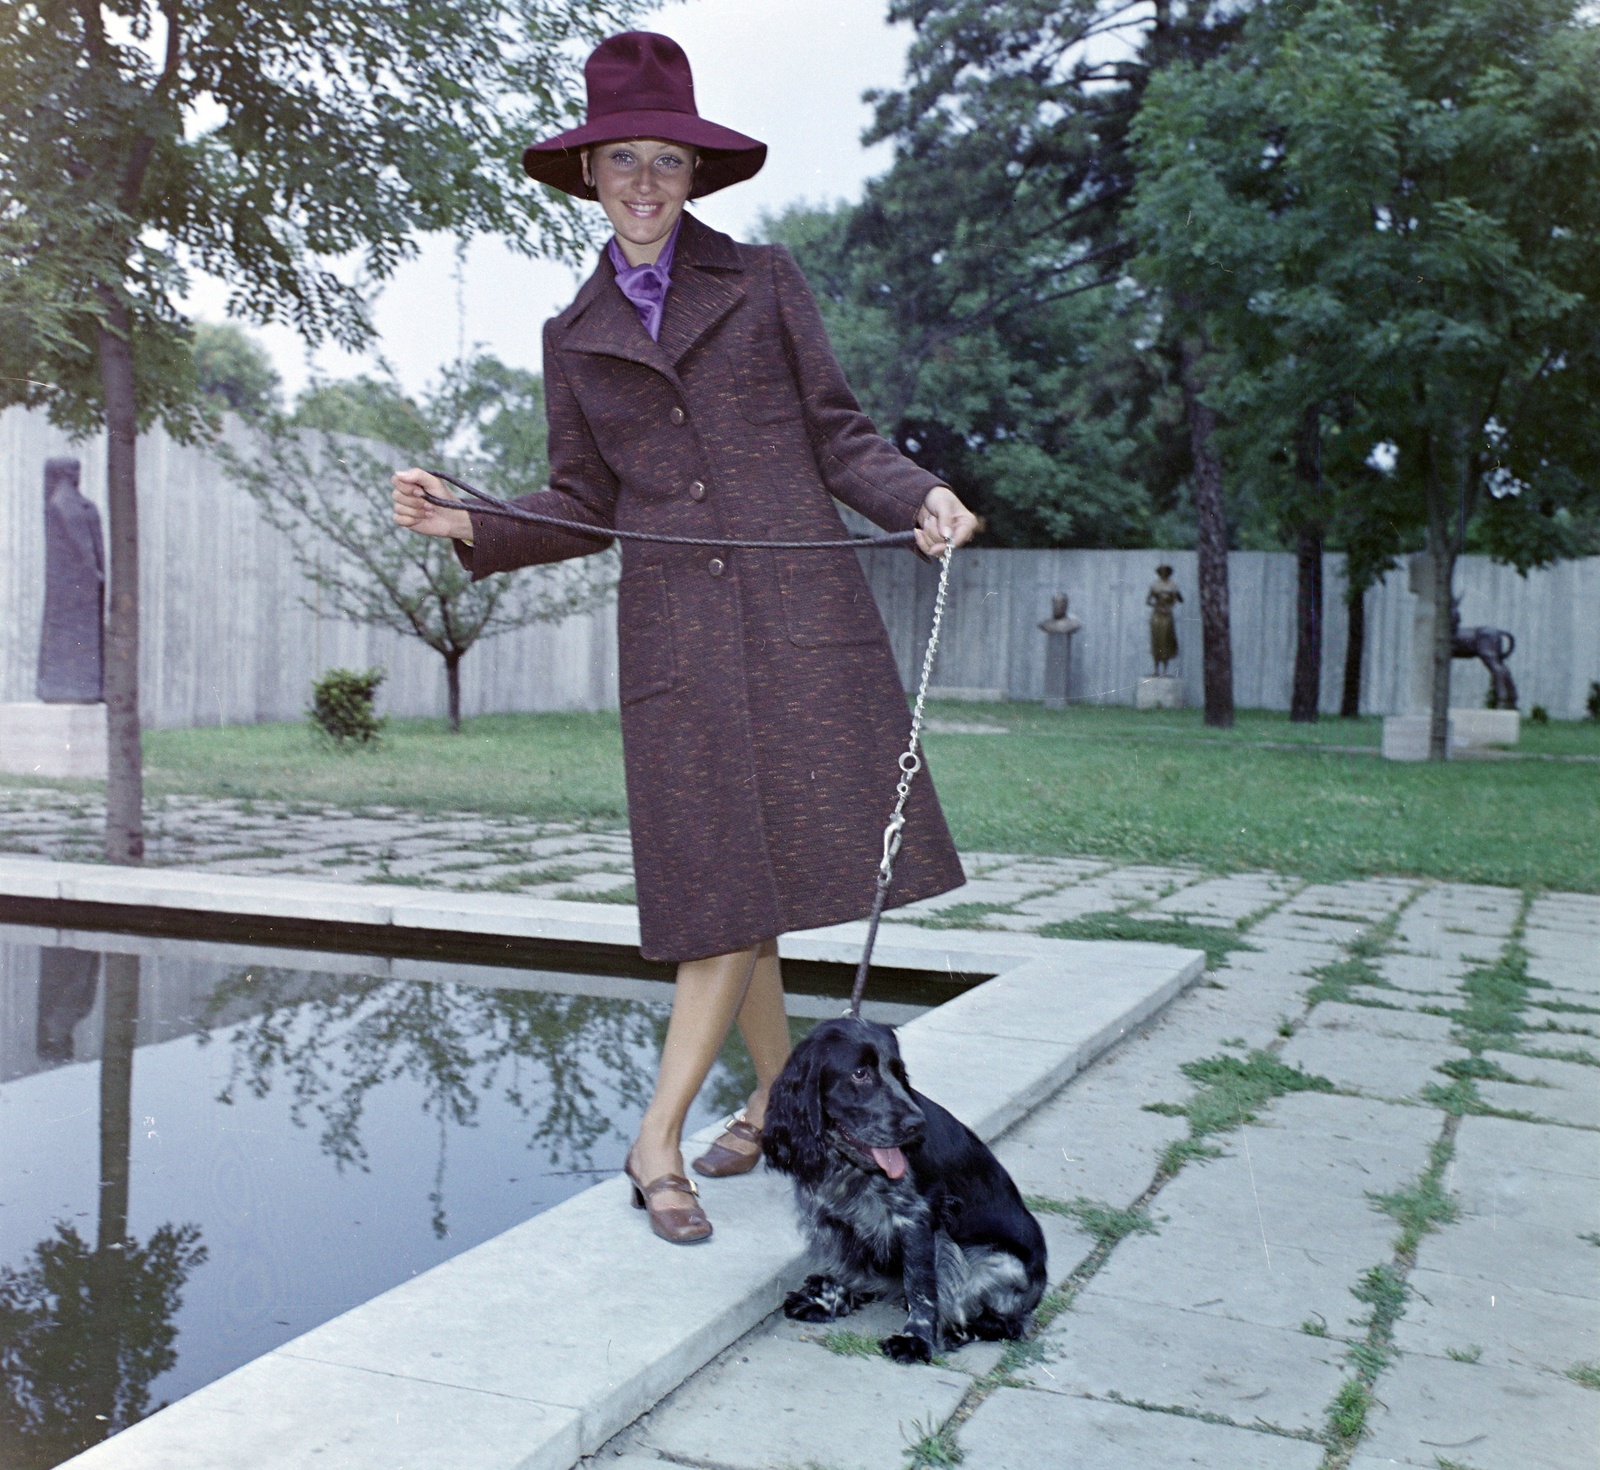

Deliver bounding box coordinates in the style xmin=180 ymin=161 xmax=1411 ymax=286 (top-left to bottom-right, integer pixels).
xmin=762 ymin=1016 xmax=1048 ymax=1364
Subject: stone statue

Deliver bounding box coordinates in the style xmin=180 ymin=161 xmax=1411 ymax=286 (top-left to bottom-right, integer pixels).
xmin=1038 ymin=593 xmax=1083 ymax=709
xmin=1146 ymin=565 xmax=1182 ymax=677
xmin=36 ymin=457 xmax=105 ymax=703
xmin=1451 ymin=599 xmax=1518 ymax=711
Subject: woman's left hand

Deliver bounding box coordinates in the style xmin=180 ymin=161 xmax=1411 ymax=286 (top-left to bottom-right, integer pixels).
xmin=915 ymin=486 xmax=978 ymax=557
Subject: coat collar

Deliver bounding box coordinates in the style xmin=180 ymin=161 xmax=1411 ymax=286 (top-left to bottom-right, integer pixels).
xmin=558 ymin=212 xmax=745 ymax=378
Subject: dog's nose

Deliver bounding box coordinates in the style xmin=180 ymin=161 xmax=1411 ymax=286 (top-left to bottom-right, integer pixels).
xmin=899 ymin=1108 xmax=927 ymax=1142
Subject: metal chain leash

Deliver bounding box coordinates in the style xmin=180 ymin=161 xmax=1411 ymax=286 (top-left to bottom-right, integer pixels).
xmin=848 ymin=539 xmax=956 ymax=1018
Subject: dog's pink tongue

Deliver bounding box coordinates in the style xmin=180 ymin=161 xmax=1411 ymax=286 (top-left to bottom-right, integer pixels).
xmin=871 ymin=1147 xmax=908 ymax=1180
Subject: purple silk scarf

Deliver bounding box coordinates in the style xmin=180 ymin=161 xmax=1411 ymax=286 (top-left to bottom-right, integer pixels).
xmin=607 ymin=218 xmax=682 ymax=342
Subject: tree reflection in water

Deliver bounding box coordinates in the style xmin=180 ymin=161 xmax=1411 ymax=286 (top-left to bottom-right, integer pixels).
xmin=198 ymin=969 xmax=687 ymax=1236
xmin=0 ymin=954 xmax=208 ymax=1469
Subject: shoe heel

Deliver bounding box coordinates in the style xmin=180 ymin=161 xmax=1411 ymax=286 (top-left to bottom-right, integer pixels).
xmin=630 ymin=1181 xmax=646 ymax=1210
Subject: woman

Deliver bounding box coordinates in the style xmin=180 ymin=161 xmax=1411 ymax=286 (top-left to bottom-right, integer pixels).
xmin=394 ymin=32 xmax=976 ymax=1244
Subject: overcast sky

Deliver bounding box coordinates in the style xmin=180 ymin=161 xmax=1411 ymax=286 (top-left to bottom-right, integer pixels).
xmin=183 ymin=0 xmax=914 ymax=400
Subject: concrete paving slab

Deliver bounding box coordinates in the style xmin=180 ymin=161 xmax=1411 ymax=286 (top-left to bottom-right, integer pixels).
xmin=1359 ymin=1355 xmax=1600 ymax=1470
xmin=1372 ymin=953 xmax=1469 ymax=994
xmin=956 ymin=1387 xmax=1325 ymax=1469
xmin=1473 ymin=1054 xmax=1600 ymax=1128
xmin=1303 ymin=1001 xmax=1459 ymax=1044
xmin=64 ymin=1351 xmax=583 ymax=1470
xmin=1415 ymin=1208 xmax=1600 ymax=1301
xmin=1448 ymin=1124 xmax=1600 ymax=1228
xmin=994 ymin=1098 xmax=1181 ymax=1211
xmin=1026 ymin=1295 xmax=1345 ymax=1431
xmin=1455 ymin=1114 xmax=1600 ymax=1180
xmin=1081 ymin=1221 xmax=1379 ymax=1337
xmin=1397 ymin=1267 xmax=1600 ymax=1373
xmin=639 ymin=1330 xmax=971 ymax=1470
xmin=1276 ymin=1027 xmax=1462 ymax=1099
xmin=1249 ymin=911 xmax=1369 ymax=947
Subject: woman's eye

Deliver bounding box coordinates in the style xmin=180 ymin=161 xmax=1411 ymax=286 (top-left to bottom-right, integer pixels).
xmin=609 ymin=151 xmax=635 ymax=168
xmin=655 ymin=155 xmax=682 ymax=169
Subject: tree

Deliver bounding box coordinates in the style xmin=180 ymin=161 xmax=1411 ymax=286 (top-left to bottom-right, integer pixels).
xmin=0 ymin=0 xmax=640 ymax=861
xmin=1130 ymin=0 xmax=1600 ymax=754
xmin=192 ymin=322 xmax=280 ymax=421
xmin=228 ymin=355 xmax=611 ymax=731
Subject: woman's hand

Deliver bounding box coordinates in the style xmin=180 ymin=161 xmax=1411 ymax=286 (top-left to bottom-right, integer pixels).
xmin=915 ymin=486 xmax=978 ymax=557
xmin=392 ymin=468 xmax=475 ymax=541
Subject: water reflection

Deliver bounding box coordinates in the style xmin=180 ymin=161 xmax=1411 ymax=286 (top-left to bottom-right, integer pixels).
xmin=1 ymin=953 xmax=207 ymax=1468
xmin=0 ymin=933 xmax=787 ymax=1467
xmin=198 ymin=967 xmax=673 ymax=1236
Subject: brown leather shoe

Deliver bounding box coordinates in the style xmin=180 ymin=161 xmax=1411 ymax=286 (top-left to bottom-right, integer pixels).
xmin=692 ymin=1116 xmax=763 ymax=1178
xmin=625 ymin=1154 xmax=713 ymax=1244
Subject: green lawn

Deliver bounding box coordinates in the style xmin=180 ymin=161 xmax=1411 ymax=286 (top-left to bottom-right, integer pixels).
xmin=16 ymin=703 xmax=1599 ymax=891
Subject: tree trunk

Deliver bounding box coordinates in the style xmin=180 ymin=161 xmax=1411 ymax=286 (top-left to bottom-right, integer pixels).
xmin=1178 ymin=338 xmax=1234 ymax=728
xmin=97 ymin=290 xmax=144 ymax=863
xmin=445 ymin=650 xmax=462 ymax=733
xmin=88 ymin=952 xmax=140 ymax=1433
xmin=1426 ymin=516 xmax=1455 ymax=762
xmin=1290 ymin=407 xmax=1323 ymax=723
xmin=1291 ymin=522 xmax=1324 ymax=722
xmin=1341 ymin=582 xmax=1366 ymax=718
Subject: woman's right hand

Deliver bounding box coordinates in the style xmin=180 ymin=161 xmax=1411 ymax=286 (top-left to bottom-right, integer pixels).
xmin=392 ymin=468 xmax=475 ymax=541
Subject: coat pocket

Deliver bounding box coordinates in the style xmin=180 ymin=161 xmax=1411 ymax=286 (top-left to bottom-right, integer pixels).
xmin=771 ymin=531 xmax=886 ymax=649
xmin=729 ymin=341 xmax=800 ymax=424
xmin=617 ymin=564 xmax=678 ymax=705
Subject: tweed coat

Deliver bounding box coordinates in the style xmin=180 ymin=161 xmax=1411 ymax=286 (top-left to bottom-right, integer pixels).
xmin=461 ymin=213 xmax=967 ymax=962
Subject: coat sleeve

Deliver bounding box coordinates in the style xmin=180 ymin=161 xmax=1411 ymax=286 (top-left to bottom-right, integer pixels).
xmin=456 ymin=323 xmax=618 ymax=581
xmin=769 ymin=245 xmax=943 ymax=534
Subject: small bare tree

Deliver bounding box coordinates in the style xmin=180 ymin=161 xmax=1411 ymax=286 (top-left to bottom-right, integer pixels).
xmin=228 ymin=357 xmax=613 ymax=730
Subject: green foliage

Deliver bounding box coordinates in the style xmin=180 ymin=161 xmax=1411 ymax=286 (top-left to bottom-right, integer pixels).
xmin=0 ymin=0 xmax=642 ymax=437
xmin=1588 ymin=682 xmax=1600 ymax=722
xmin=192 ymin=322 xmax=281 ymax=422
xmin=819 ymin=1330 xmax=883 ymax=1360
xmin=0 ymin=1222 xmax=208 ymax=1463
xmin=1326 ymin=1376 xmax=1374 ymax=1441
xmin=308 ymin=668 xmax=387 ymax=749
xmin=1567 ymin=1362 xmax=1600 ymax=1390
xmin=1024 ymin=1196 xmax=1158 ymax=1246
xmin=1445 ymin=1344 xmax=1483 ymax=1363
xmin=904 ymin=1415 xmax=963 ymax=1469
xmin=1034 ymin=914 xmax=1255 ymax=970
xmin=1530 ymin=705 xmax=1550 ymax=725
xmin=1153 ymin=1048 xmax=1335 ymax=1177
xmin=228 ymin=353 xmax=604 ymax=730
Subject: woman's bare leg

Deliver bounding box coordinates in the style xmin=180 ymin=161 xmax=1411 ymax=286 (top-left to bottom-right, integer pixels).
xmin=734 ymin=938 xmax=790 ymax=1133
xmin=630 ymin=942 xmax=762 ymax=1199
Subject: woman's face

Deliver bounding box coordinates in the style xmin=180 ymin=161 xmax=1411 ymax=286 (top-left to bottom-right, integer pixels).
xmin=582 ymin=138 xmax=697 ymax=265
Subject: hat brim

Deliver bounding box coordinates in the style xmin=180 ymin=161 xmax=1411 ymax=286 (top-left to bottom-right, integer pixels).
xmin=523 ymin=112 xmax=766 ymax=199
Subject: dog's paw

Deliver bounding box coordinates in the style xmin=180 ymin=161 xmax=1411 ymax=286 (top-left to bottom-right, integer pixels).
xmin=879 ymin=1331 xmax=935 ymax=1365
xmin=783 ymin=1275 xmax=859 ymax=1322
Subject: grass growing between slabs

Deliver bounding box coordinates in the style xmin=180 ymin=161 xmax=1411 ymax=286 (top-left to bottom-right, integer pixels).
xmin=14 ymin=701 xmax=1595 ymax=889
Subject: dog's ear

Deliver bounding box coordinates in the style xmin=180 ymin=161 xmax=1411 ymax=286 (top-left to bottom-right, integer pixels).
xmin=761 ymin=1035 xmax=827 ymax=1183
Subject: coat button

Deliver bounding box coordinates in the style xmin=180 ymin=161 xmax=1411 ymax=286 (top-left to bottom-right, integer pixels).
xmin=688 ymin=480 xmax=706 ymax=501
xmin=669 ymin=406 xmax=687 ymax=426
xmin=708 ymin=556 xmax=725 ymax=578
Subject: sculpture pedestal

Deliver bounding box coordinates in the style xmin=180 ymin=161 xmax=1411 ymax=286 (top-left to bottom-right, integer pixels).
xmin=1380 ymin=708 xmax=1520 ymax=761
xmin=0 ymin=702 xmax=108 ymax=778
xmin=1136 ymin=677 xmax=1184 ymax=711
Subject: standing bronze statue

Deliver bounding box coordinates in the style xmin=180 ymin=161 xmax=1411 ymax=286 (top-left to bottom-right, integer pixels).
xmin=1146 ymin=565 xmax=1182 ymax=677
xmin=37 ymin=457 xmax=105 ymax=703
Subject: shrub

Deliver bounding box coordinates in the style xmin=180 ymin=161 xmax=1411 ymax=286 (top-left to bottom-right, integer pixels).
xmin=1587 ymin=681 xmax=1600 ymax=722
xmin=1529 ymin=704 xmax=1549 ymax=725
xmin=308 ymin=667 xmax=386 ymax=748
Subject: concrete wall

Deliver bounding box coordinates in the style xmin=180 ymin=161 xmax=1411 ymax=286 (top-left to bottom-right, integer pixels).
xmin=1 ymin=407 xmax=618 ymax=728
xmin=4 ymin=406 xmax=1596 ymax=724
xmin=858 ymin=544 xmax=1600 ymax=720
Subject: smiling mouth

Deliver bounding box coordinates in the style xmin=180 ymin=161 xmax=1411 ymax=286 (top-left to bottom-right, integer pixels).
xmin=624 ymin=201 xmax=664 ymax=218
xmin=837 ymin=1128 xmax=909 ymax=1180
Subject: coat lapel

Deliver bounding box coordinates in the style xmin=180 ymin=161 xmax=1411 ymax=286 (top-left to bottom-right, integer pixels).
xmin=558 ymin=216 xmax=746 ymax=382
xmin=658 ymin=214 xmax=746 ymax=368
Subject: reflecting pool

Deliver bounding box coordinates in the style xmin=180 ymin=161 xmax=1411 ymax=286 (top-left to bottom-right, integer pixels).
xmin=0 ymin=926 xmax=901 ymax=1468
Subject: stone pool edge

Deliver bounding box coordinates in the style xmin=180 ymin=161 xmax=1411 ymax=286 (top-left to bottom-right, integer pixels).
xmin=3 ymin=858 xmax=1204 ymax=1470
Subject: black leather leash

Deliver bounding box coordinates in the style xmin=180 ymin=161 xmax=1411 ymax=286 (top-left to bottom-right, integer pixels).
xmin=421 ymin=470 xmax=921 ymax=551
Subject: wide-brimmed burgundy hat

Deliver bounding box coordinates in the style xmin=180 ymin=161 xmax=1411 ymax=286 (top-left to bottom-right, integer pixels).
xmin=523 ymin=32 xmax=766 ymax=200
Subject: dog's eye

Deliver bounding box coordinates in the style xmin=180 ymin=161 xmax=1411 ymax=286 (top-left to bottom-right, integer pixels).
xmin=851 ymin=1066 xmax=873 ymax=1084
